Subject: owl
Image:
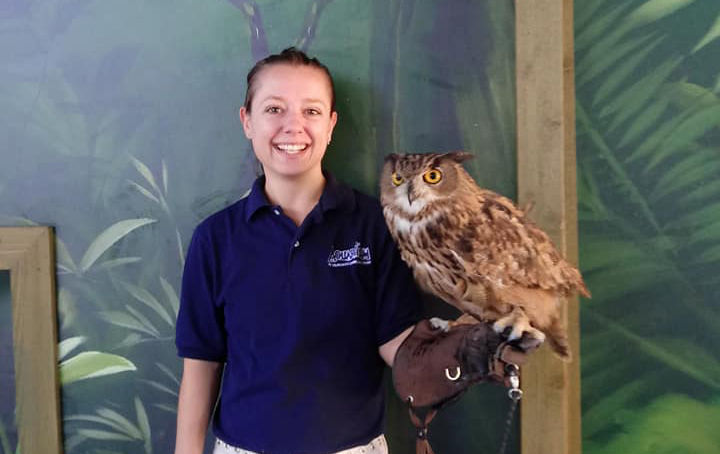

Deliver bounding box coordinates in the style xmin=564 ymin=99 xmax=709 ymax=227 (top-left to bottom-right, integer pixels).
xmin=380 ymin=152 xmax=590 ymax=361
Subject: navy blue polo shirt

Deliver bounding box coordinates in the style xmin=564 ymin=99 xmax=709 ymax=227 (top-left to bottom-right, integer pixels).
xmin=176 ymin=173 xmax=421 ymax=454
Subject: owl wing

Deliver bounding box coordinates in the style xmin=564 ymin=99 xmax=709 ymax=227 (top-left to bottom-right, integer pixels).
xmin=449 ymin=190 xmax=589 ymax=298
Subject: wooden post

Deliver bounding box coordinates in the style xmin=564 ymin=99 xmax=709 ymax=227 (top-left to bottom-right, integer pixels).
xmin=515 ymin=0 xmax=581 ymax=453
xmin=0 ymin=227 xmax=63 ymax=454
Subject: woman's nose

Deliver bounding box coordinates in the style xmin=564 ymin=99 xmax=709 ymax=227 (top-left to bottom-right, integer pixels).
xmin=283 ymin=110 xmax=304 ymax=133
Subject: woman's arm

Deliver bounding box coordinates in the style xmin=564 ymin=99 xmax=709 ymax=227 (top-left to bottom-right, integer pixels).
xmin=174 ymin=358 xmax=223 ymax=454
xmin=379 ymin=326 xmax=415 ymax=367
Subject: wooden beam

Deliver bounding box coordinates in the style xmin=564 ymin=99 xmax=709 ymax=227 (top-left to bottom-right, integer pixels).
xmin=0 ymin=227 xmax=63 ymax=454
xmin=515 ymin=0 xmax=581 ymax=453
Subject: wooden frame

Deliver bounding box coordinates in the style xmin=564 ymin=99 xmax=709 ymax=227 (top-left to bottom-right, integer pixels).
xmin=0 ymin=227 xmax=63 ymax=454
xmin=516 ymin=0 xmax=581 ymax=453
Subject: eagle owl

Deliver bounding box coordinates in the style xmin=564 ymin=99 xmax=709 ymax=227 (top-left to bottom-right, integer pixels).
xmin=380 ymin=152 xmax=590 ymax=361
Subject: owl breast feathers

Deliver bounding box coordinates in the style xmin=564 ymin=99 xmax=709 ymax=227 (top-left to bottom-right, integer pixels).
xmin=380 ymin=151 xmax=590 ymax=361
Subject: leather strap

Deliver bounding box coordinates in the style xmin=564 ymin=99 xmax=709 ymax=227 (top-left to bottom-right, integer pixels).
xmin=489 ymin=341 xmax=528 ymax=386
xmin=407 ymin=404 xmax=438 ymax=454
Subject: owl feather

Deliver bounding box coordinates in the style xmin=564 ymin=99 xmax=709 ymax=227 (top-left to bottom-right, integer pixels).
xmin=380 ymin=152 xmax=590 ymax=361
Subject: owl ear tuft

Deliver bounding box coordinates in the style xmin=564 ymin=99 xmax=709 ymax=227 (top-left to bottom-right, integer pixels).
xmin=384 ymin=153 xmax=400 ymax=164
xmin=446 ymin=151 xmax=474 ymax=163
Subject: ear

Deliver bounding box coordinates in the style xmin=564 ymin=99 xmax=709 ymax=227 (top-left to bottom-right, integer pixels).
xmin=239 ymin=107 xmax=253 ymax=139
xmin=327 ymin=111 xmax=338 ymax=144
xmin=446 ymin=151 xmax=474 ymax=163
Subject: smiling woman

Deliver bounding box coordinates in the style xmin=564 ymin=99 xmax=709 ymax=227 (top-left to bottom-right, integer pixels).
xmin=239 ymin=62 xmax=338 ymax=192
xmin=174 ymin=47 xmax=426 ymax=454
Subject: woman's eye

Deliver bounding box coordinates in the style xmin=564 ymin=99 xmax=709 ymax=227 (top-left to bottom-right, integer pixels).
xmin=265 ymin=106 xmax=281 ymax=114
xmin=306 ymin=108 xmax=321 ymax=116
xmin=423 ymin=168 xmax=443 ymax=184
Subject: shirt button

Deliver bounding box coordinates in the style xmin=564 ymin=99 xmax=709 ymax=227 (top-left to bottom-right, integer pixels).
xmin=294 ymin=240 xmax=300 ymax=248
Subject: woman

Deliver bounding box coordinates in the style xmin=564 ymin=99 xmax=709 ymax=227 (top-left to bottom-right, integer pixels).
xmin=174 ymin=48 xmax=422 ymax=454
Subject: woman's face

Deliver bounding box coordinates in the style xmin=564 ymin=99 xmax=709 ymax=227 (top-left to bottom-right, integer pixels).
xmin=239 ymin=64 xmax=337 ymax=183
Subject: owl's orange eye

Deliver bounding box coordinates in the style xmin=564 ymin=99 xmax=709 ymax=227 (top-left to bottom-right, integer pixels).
xmin=423 ymin=168 xmax=443 ymax=184
xmin=391 ymin=172 xmax=404 ymax=186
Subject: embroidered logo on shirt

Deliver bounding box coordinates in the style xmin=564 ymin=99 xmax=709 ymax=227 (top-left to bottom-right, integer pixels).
xmin=327 ymin=242 xmax=372 ymax=267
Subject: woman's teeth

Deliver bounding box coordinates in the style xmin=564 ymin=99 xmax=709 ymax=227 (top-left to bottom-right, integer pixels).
xmin=275 ymin=144 xmax=308 ymax=155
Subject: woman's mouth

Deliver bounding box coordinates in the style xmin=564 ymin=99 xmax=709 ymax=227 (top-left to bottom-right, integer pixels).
xmin=273 ymin=143 xmax=309 ymax=155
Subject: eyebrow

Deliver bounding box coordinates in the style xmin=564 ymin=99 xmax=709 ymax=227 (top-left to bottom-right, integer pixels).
xmin=260 ymin=95 xmax=328 ymax=107
xmin=302 ymin=98 xmax=328 ymax=106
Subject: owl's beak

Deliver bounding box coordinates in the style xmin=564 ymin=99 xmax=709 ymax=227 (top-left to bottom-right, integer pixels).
xmin=407 ymin=181 xmax=415 ymax=205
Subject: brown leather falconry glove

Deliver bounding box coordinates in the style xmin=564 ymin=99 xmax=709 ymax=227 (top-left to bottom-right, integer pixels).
xmin=392 ymin=318 xmax=537 ymax=454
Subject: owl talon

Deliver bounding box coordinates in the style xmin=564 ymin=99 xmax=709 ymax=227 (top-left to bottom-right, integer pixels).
xmin=514 ymin=331 xmax=545 ymax=352
xmin=492 ymin=316 xmax=514 ymax=336
xmin=429 ymin=317 xmax=450 ymax=332
xmin=493 ymin=310 xmax=545 ymax=345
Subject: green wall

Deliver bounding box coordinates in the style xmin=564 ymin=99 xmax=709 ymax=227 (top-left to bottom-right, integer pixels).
xmin=576 ymin=0 xmax=720 ymax=452
xmin=0 ymin=1 xmax=517 ymax=453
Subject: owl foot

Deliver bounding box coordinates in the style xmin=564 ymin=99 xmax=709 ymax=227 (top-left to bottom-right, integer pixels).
xmin=430 ymin=314 xmax=479 ymax=332
xmin=429 ymin=317 xmax=450 ymax=332
xmin=452 ymin=313 xmax=480 ymax=326
xmin=493 ymin=310 xmax=545 ymax=351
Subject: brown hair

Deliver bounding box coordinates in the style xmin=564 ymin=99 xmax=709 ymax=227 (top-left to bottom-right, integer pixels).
xmin=243 ymin=47 xmax=336 ymax=113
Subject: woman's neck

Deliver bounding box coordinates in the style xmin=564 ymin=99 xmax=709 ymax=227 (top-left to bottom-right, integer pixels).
xmin=263 ymin=170 xmax=325 ymax=226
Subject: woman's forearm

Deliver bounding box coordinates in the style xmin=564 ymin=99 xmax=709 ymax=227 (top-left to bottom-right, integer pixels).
xmin=175 ymin=358 xmax=223 ymax=454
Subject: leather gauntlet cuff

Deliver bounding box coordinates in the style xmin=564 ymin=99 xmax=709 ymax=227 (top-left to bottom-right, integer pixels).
xmin=392 ymin=319 xmax=502 ymax=409
xmin=392 ymin=319 xmax=532 ymax=454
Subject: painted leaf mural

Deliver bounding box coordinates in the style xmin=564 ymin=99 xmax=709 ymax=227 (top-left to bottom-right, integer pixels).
xmin=576 ymin=0 xmax=720 ymax=452
xmin=0 ymin=1 xmax=516 ymax=453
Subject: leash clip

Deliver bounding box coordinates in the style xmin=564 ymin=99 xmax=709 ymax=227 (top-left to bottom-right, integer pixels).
xmin=505 ymin=363 xmax=522 ymax=401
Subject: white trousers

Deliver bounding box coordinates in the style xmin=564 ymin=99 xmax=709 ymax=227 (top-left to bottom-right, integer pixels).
xmin=213 ymin=434 xmax=388 ymax=454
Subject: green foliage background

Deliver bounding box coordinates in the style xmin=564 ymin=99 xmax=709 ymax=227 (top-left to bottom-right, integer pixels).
xmin=6 ymin=0 xmax=716 ymax=452
xmin=0 ymin=1 xmax=517 ymax=453
xmin=576 ymin=0 xmax=720 ymax=452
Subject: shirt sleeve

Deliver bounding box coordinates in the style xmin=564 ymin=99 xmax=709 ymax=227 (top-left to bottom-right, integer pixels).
xmin=175 ymin=225 xmax=228 ymax=362
xmin=374 ymin=224 xmax=423 ymax=346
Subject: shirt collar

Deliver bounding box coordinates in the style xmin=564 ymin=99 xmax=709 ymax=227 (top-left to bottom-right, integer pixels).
xmin=244 ymin=171 xmax=355 ymax=222
xmin=318 ymin=171 xmax=355 ymax=214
